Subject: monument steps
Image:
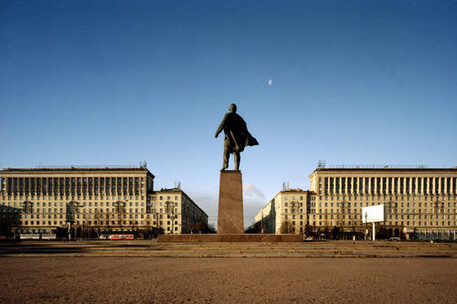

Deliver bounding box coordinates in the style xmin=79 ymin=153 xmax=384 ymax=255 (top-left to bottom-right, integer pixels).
xmin=1 ymin=241 xmax=457 ymax=258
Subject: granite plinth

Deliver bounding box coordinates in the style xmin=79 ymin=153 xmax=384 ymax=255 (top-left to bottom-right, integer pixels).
xmin=157 ymin=234 xmax=303 ymax=242
xmin=217 ymin=170 xmax=244 ymax=234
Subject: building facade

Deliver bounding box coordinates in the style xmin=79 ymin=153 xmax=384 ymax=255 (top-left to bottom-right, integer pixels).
xmin=254 ymin=189 xmax=313 ymax=234
xmin=147 ymin=188 xmax=208 ymax=234
xmin=0 ymin=167 xmax=208 ymax=237
xmin=255 ymin=167 xmax=457 ymax=240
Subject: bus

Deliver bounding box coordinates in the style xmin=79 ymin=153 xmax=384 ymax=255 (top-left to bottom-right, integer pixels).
xmin=108 ymin=234 xmax=134 ymax=240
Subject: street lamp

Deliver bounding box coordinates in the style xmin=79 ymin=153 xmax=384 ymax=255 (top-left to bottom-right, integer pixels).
xmin=164 ymin=201 xmax=176 ymax=234
xmin=291 ymin=201 xmax=300 ymax=234
xmin=22 ymin=201 xmax=33 ymax=214
xmin=21 ymin=201 xmax=33 ymax=235
xmin=114 ymin=201 xmax=126 ymax=232
xmin=66 ymin=201 xmax=80 ymax=241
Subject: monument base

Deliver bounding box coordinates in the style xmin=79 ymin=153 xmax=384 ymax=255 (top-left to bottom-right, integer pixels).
xmin=217 ymin=170 xmax=244 ymax=234
xmin=158 ymin=234 xmax=302 ymax=242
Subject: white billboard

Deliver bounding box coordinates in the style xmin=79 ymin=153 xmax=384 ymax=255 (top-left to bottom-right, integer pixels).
xmin=362 ymin=204 xmax=385 ymax=223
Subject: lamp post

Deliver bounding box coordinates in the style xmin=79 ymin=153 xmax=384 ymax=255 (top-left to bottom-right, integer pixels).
xmin=291 ymin=201 xmax=301 ymax=234
xmin=164 ymin=201 xmax=175 ymax=234
xmin=66 ymin=201 xmax=80 ymax=241
xmin=21 ymin=201 xmax=33 ymax=236
xmin=22 ymin=201 xmax=33 ymax=214
xmin=115 ymin=201 xmax=126 ymax=232
xmin=261 ymin=212 xmax=264 ymax=234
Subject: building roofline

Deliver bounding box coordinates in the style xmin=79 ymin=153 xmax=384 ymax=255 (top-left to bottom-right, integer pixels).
xmin=279 ymin=188 xmax=307 ymax=193
xmin=151 ymin=188 xmax=208 ymax=217
xmin=309 ymin=167 xmax=457 ymax=177
xmin=0 ymin=167 xmax=155 ymax=178
xmin=313 ymin=167 xmax=456 ymax=171
xmin=255 ymin=189 xmax=316 ymax=218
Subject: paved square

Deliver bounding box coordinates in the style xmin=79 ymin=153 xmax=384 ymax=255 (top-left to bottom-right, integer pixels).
xmin=1 ymin=257 xmax=456 ymax=303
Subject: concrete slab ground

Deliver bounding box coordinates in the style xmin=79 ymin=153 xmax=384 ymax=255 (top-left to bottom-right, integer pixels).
xmin=0 ymin=257 xmax=456 ymax=304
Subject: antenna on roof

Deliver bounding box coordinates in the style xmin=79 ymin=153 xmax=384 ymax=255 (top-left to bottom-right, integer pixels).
xmin=139 ymin=161 xmax=147 ymax=169
xmin=173 ymin=181 xmax=182 ymax=189
xmin=317 ymin=160 xmax=326 ymax=168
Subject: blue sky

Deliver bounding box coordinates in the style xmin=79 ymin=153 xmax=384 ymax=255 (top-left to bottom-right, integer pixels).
xmin=1 ymin=1 xmax=456 ymax=225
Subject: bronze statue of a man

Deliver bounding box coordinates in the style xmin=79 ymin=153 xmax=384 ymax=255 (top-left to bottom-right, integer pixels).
xmin=215 ymin=104 xmax=258 ymax=171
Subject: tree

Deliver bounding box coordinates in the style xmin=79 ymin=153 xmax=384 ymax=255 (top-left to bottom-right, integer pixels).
xmin=316 ymin=227 xmax=322 ymax=239
xmin=94 ymin=211 xmax=104 ymax=237
xmin=0 ymin=210 xmax=20 ymax=239
xmin=245 ymin=222 xmax=261 ymax=234
xmin=377 ymin=226 xmax=390 ymax=239
xmin=192 ymin=221 xmax=205 ymax=233
xmin=191 ymin=221 xmax=215 ymax=234
xmin=323 ymin=226 xmax=331 ymax=239
xmin=332 ymin=226 xmax=340 ymax=240
xmin=88 ymin=228 xmax=98 ymax=239
xmin=304 ymin=223 xmax=313 ymax=238
xmin=280 ymin=221 xmax=294 ymax=234
xmin=206 ymin=224 xmax=216 ymax=234
xmin=411 ymin=227 xmax=417 ymax=240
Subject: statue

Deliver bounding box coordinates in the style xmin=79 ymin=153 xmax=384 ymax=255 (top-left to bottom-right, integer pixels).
xmin=215 ymin=104 xmax=259 ymax=171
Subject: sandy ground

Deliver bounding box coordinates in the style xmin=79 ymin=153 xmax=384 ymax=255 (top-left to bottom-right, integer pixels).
xmin=0 ymin=258 xmax=456 ymax=304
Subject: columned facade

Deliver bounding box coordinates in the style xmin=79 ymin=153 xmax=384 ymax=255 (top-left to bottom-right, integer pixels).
xmin=255 ymin=167 xmax=457 ymax=240
xmin=0 ymin=167 xmax=207 ymax=237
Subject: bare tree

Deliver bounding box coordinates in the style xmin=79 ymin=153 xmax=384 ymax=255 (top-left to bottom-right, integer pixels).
xmin=114 ymin=201 xmax=126 ymax=232
xmin=0 ymin=207 xmax=21 ymax=239
xmin=304 ymin=223 xmax=313 ymax=238
xmin=280 ymin=221 xmax=294 ymax=234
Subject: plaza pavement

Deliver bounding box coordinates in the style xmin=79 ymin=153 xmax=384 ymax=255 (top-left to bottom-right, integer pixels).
xmin=0 ymin=256 xmax=456 ymax=303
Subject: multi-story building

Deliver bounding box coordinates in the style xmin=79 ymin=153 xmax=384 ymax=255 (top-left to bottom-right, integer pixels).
xmin=0 ymin=167 xmax=208 ymax=237
xmin=148 ymin=188 xmax=208 ymax=234
xmin=255 ymin=167 xmax=457 ymax=240
xmin=254 ymin=189 xmax=313 ymax=234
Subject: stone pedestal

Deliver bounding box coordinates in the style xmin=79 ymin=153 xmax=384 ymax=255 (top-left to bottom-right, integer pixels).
xmin=217 ymin=170 xmax=244 ymax=234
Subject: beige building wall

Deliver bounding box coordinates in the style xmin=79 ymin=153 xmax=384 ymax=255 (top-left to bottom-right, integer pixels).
xmin=308 ymin=168 xmax=457 ymax=232
xmin=255 ymin=189 xmax=311 ymax=234
xmin=147 ymin=189 xmax=208 ymax=234
xmin=256 ymin=167 xmax=457 ymax=237
xmin=0 ymin=167 xmax=207 ymax=235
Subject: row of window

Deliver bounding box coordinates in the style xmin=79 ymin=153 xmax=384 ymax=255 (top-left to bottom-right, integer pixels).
xmin=319 ymin=176 xmax=457 ymax=195
xmin=1 ymin=176 xmax=146 ymax=195
xmin=19 ymin=220 xmax=180 ymax=228
xmin=285 ymin=209 xmax=457 ymax=215
xmin=309 ymin=201 xmax=457 ymax=208
xmin=287 ymin=220 xmax=456 ymax=228
xmin=2 ymin=195 xmax=145 ymax=201
xmin=284 ymin=213 xmax=457 ymax=219
xmin=3 ymin=201 xmax=148 ymax=208
xmin=320 ymin=195 xmax=457 ymax=201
